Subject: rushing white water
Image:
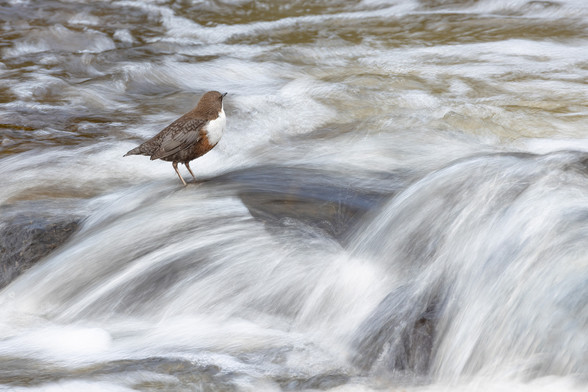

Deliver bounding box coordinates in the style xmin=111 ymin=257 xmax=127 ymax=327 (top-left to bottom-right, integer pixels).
xmin=1 ymin=0 xmax=588 ymax=391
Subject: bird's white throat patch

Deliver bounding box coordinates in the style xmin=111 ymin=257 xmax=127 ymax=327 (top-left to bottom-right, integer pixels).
xmin=206 ymin=106 xmax=226 ymax=146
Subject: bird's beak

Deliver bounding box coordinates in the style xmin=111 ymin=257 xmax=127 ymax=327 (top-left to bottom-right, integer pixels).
xmin=222 ymin=92 xmax=228 ymax=98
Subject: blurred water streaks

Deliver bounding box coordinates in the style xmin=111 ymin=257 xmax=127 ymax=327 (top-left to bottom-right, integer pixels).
xmin=0 ymin=0 xmax=588 ymax=391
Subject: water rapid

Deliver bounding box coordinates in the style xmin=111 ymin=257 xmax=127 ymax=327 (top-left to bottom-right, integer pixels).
xmin=1 ymin=0 xmax=588 ymax=391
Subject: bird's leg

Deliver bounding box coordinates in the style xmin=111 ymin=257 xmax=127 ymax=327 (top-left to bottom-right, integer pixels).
xmin=172 ymin=162 xmax=187 ymax=186
xmin=185 ymin=161 xmax=197 ymax=182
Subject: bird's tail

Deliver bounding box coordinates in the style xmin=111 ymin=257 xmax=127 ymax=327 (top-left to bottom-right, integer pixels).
xmin=123 ymin=146 xmax=143 ymax=157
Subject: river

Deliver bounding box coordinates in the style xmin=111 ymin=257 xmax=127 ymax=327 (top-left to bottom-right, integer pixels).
xmin=0 ymin=0 xmax=587 ymax=391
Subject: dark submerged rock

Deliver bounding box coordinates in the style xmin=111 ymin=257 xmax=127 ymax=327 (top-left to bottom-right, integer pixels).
xmin=351 ymin=284 xmax=440 ymax=377
xmin=0 ymin=204 xmax=80 ymax=289
xmin=212 ymin=165 xmax=408 ymax=242
xmin=276 ymin=373 xmax=350 ymax=391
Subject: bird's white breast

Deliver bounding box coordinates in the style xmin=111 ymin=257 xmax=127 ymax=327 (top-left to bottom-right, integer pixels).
xmin=205 ymin=106 xmax=226 ymax=146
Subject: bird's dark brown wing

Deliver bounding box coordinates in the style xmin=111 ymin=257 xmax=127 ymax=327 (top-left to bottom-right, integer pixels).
xmin=149 ymin=117 xmax=206 ymax=160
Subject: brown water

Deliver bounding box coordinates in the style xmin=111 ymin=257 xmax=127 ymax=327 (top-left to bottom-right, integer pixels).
xmin=1 ymin=1 xmax=588 ymax=391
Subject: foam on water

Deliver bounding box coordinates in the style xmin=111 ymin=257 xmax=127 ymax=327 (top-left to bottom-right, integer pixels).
xmin=1 ymin=381 xmax=137 ymax=392
xmin=3 ymin=24 xmax=115 ymax=58
xmin=114 ymin=58 xmax=288 ymax=97
xmin=360 ymin=39 xmax=588 ymax=80
xmin=0 ymin=325 xmax=112 ymax=361
xmin=115 ymin=0 xmax=419 ymax=44
xmin=456 ymin=0 xmax=588 ymax=18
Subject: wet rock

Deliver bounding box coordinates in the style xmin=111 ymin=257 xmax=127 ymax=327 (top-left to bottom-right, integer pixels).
xmin=0 ymin=358 xmax=71 ymax=387
xmin=0 ymin=356 xmax=234 ymax=391
xmin=0 ymin=204 xmax=80 ymax=289
xmin=212 ymin=165 xmax=407 ymax=242
xmin=351 ymin=284 xmax=440 ymax=377
xmin=276 ymin=373 xmax=350 ymax=391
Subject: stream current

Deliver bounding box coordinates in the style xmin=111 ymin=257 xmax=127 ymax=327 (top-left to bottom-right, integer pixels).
xmin=1 ymin=0 xmax=588 ymax=391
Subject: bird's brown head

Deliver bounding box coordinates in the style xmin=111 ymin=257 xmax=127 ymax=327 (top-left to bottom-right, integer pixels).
xmin=195 ymin=91 xmax=227 ymax=119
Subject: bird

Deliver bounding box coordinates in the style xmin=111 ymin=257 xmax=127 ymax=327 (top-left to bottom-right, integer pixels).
xmin=124 ymin=91 xmax=227 ymax=186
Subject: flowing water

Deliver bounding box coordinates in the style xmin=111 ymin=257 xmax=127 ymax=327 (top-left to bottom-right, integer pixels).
xmin=1 ymin=0 xmax=588 ymax=391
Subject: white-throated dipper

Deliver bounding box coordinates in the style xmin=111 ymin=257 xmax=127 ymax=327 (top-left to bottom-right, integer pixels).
xmin=124 ymin=91 xmax=227 ymax=186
